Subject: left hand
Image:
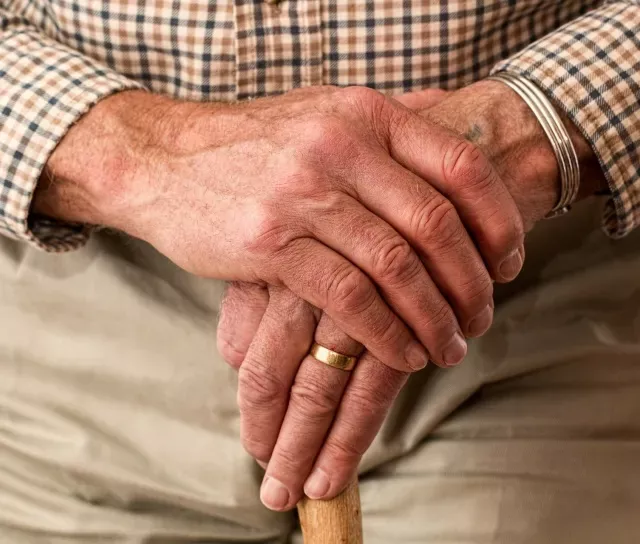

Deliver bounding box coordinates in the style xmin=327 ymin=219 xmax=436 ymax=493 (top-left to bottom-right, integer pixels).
xmin=218 ymin=81 xmax=605 ymax=511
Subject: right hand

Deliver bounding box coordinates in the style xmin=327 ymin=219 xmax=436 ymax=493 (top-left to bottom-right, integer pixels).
xmin=37 ymin=86 xmax=523 ymax=371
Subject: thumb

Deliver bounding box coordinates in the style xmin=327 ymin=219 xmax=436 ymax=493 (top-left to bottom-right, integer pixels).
xmin=393 ymin=88 xmax=451 ymax=111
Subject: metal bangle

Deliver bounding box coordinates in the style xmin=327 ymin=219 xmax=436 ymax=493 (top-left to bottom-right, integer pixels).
xmin=486 ymin=72 xmax=580 ymax=218
xmin=501 ymin=74 xmax=575 ymax=211
xmin=499 ymin=73 xmax=580 ymax=211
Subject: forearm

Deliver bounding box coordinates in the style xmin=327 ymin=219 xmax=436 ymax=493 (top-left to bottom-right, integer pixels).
xmin=33 ymin=91 xmax=171 ymax=235
xmin=0 ymin=9 xmax=147 ymax=250
xmin=36 ymin=78 xmax=608 ymax=240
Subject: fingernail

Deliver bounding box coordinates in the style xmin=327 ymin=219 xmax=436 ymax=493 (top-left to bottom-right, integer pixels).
xmin=304 ymin=468 xmax=330 ymax=499
xmin=260 ymin=476 xmax=290 ymax=511
xmin=499 ymin=249 xmax=523 ymax=281
xmin=442 ymin=332 xmax=467 ymax=367
xmin=405 ymin=341 xmax=429 ymax=371
xmin=468 ymin=304 xmax=493 ymax=337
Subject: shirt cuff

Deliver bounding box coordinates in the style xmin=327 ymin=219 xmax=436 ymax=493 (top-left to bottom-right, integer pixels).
xmin=0 ymin=23 xmax=145 ymax=252
xmin=491 ymin=1 xmax=640 ymax=239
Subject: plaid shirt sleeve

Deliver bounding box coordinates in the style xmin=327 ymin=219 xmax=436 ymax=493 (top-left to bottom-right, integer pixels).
xmin=492 ymin=1 xmax=640 ymax=239
xmin=0 ymin=9 xmax=144 ymax=251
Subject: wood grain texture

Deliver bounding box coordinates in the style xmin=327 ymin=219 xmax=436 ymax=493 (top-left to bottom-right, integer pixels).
xmin=298 ymin=478 xmax=363 ymax=544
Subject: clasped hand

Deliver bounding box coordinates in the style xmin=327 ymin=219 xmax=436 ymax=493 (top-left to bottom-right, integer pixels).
xmin=214 ymin=86 xmax=530 ymax=511
xmin=41 ymin=82 xmax=539 ymax=513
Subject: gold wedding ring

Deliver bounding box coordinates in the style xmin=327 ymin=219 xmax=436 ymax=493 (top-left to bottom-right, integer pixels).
xmin=309 ymin=343 xmax=358 ymax=371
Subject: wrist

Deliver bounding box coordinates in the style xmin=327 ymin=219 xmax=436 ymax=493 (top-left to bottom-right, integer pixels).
xmin=426 ymin=80 xmax=605 ymax=229
xmin=33 ymin=90 xmax=199 ymax=239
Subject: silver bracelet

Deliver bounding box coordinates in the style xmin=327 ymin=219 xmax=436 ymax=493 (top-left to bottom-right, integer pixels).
xmin=486 ymin=72 xmax=580 ymax=218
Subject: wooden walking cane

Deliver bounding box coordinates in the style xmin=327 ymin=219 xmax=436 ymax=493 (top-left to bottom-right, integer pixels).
xmin=297 ymin=477 xmax=363 ymax=543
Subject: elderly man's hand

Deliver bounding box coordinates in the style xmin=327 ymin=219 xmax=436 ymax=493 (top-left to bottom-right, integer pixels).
xmin=36 ymin=86 xmax=526 ymax=374
xmin=218 ymin=81 xmax=606 ymax=511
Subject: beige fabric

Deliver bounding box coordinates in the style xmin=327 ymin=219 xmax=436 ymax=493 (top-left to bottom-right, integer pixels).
xmin=1 ymin=196 xmax=639 ymax=543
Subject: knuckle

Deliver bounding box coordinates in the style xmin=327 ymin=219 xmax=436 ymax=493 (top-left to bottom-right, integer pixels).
xmin=371 ymin=236 xmax=420 ymax=285
xmin=300 ymin=116 xmax=349 ymax=159
xmin=281 ymin=153 xmax=314 ymax=183
xmin=339 ymin=86 xmax=385 ymax=108
xmin=441 ymin=139 xmax=525 ymax=259
xmin=241 ymin=434 xmax=272 ymax=464
xmin=245 ymin=208 xmax=290 ymax=254
xmin=272 ymin=444 xmax=311 ymax=470
xmin=221 ymin=281 xmax=268 ymax=312
xmin=298 ymin=190 xmax=353 ymax=225
xmin=443 ymin=139 xmax=494 ymax=191
xmin=386 ymin=107 xmax=412 ymax=141
xmin=289 ymin=378 xmax=341 ymax=422
xmin=499 ymin=214 xmax=525 ymax=253
xmin=457 ymin=271 xmax=494 ymax=313
xmin=324 ymin=435 xmax=364 ymax=466
xmin=327 ymin=266 xmax=376 ymax=317
xmin=369 ymin=311 xmax=403 ymax=348
xmin=237 ymin=363 xmax=287 ymax=412
xmin=412 ymin=197 xmax=463 ymax=251
xmin=247 ymin=206 xmax=312 ymax=260
xmin=347 ymin=375 xmax=401 ymax=416
xmin=512 ymin=213 xmax=525 ymax=244
xmin=216 ymin=336 xmax=246 ymax=370
xmin=422 ymin=300 xmax=458 ymax=335
xmin=482 ymin=206 xmax=525 ymax=257
xmin=279 ymin=158 xmax=332 ymax=201
xmin=338 ymin=86 xmax=392 ymax=140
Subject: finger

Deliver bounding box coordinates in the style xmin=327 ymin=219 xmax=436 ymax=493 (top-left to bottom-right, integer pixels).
xmin=260 ymin=315 xmax=362 ymax=511
xmin=237 ymin=288 xmax=317 ymax=464
xmin=393 ymin=88 xmax=451 ymax=110
xmin=276 ymin=238 xmax=430 ymax=373
xmin=387 ymin=107 xmax=525 ymax=283
xmin=304 ymin=354 xmax=408 ymax=500
xmin=338 ymin=157 xmax=493 ymax=342
xmin=306 ymin=194 xmax=471 ymax=364
xmin=217 ymin=282 xmax=269 ymax=369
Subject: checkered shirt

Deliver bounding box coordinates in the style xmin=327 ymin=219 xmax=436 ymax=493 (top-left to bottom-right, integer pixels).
xmin=1 ymin=1 xmax=639 ymax=250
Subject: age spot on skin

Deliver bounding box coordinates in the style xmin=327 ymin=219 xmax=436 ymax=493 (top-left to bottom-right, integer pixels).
xmin=464 ymin=123 xmax=483 ymax=143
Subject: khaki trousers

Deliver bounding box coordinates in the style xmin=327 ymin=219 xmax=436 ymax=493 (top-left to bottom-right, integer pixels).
xmin=1 ymin=198 xmax=639 ymax=544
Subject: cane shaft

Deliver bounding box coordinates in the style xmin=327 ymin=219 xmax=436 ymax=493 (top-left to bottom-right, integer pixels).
xmin=298 ymin=477 xmax=363 ymax=544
